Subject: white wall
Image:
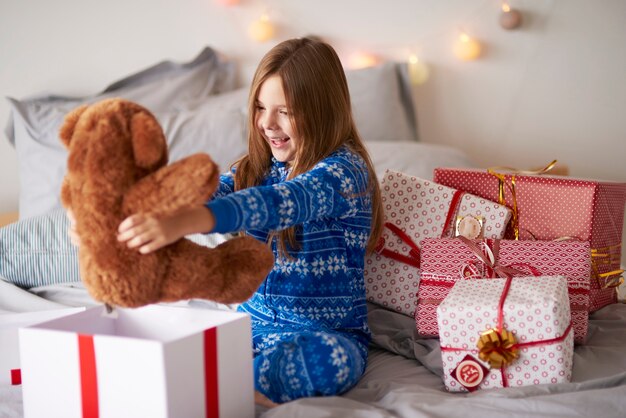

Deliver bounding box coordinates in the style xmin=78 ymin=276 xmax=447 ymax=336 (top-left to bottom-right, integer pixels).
xmin=1 ymin=0 xmax=625 ymax=210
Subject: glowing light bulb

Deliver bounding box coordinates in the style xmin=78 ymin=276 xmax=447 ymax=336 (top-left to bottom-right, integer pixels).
xmin=454 ymin=33 xmax=481 ymax=61
xmin=407 ymin=54 xmax=429 ymax=85
xmin=249 ymin=14 xmax=275 ymax=42
xmin=500 ymin=3 xmax=523 ymax=30
xmin=347 ymin=52 xmax=380 ymax=69
xmin=216 ymin=0 xmax=240 ymax=5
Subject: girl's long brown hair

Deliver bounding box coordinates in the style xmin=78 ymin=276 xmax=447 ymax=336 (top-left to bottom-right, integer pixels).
xmin=234 ymin=37 xmax=383 ymax=256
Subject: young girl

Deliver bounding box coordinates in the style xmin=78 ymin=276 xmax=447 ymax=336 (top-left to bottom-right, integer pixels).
xmin=116 ymin=37 xmax=383 ymax=405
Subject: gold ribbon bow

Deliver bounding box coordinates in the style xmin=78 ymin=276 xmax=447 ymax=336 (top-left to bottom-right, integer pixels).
xmin=487 ymin=160 xmax=557 ymax=240
xmin=477 ymin=328 xmax=519 ymax=369
xmin=591 ymin=244 xmax=625 ymax=289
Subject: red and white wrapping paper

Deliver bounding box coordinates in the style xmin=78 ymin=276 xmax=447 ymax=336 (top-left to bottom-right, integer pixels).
xmin=19 ymin=305 xmax=253 ymax=418
xmin=364 ymin=170 xmax=512 ymax=316
xmin=416 ymin=238 xmax=590 ymax=343
xmin=438 ymin=276 xmax=574 ymax=392
xmin=434 ymin=167 xmax=626 ymax=311
xmin=0 ymin=308 xmax=84 ymax=386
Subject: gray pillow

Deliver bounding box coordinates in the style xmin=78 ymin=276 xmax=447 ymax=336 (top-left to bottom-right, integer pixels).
xmin=5 ymin=54 xmax=418 ymax=222
xmin=5 ymin=47 xmax=237 ymax=220
xmin=0 ymin=208 xmax=229 ymax=289
xmin=346 ymin=62 xmax=418 ymax=143
xmin=163 ymin=87 xmax=249 ymax=170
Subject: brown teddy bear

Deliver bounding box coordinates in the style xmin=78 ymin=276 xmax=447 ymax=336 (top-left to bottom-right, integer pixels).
xmin=59 ymin=98 xmax=274 ymax=308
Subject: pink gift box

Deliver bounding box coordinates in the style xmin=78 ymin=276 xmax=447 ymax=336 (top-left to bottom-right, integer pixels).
xmin=416 ymin=237 xmax=590 ymax=343
xmin=438 ymin=276 xmax=574 ymax=392
xmin=434 ymin=167 xmax=626 ymax=311
xmin=364 ymin=170 xmax=512 ymax=316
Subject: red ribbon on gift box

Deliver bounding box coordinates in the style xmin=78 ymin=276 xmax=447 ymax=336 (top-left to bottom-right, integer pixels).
xmin=77 ymin=328 xmax=219 ymax=418
xmin=376 ymin=190 xmax=466 ymax=269
xmin=458 ymin=237 xmax=542 ymax=280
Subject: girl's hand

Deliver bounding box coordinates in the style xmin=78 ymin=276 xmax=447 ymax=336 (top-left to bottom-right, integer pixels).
xmin=117 ymin=207 xmax=216 ymax=254
xmin=117 ymin=214 xmax=183 ymax=254
xmin=67 ymin=209 xmax=81 ymax=247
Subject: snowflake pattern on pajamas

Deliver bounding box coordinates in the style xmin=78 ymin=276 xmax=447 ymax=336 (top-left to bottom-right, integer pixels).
xmin=206 ymin=146 xmax=373 ymax=401
xmin=251 ymin=324 xmax=368 ymax=403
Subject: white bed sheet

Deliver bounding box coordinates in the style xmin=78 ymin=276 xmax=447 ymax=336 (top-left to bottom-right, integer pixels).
xmin=2 ymin=279 xmax=626 ymax=418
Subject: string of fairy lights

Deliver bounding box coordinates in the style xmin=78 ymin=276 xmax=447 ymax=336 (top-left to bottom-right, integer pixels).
xmin=215 ymin=0 xmax=525 ymax=86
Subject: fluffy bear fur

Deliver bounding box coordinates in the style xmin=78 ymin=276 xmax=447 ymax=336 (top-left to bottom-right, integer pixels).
xmin=59 ymin=98 xmax=274 ymax=308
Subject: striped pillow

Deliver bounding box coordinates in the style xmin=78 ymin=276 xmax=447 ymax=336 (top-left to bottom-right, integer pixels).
xmin=0 ymin=208 xmax=230 ymax=289
xmin=0 ymin=208 xmax=79 ymax=288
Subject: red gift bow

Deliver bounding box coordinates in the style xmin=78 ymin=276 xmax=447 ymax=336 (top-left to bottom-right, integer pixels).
xmin=376 ymin=189 xmax=466 ymax=269
xmin=457 ymin=237 xmax=542 ymax=280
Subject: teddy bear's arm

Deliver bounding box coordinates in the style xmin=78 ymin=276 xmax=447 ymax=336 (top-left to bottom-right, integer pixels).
xmin=123 ymin=154 xmax=219 ymax=217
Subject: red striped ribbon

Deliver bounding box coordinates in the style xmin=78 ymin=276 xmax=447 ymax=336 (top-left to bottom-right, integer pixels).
xmin=375 ymin=190 xmax=465 ymax=269
xmin=10 ymin=369 xmax=21 ymax=385
xmin=204 ymin=327 xmax=219 ymax=418
xmin=78 ymin=334 xmax=99 ymax=418
xmin=442 ymin=190 xmax=465 ymax=236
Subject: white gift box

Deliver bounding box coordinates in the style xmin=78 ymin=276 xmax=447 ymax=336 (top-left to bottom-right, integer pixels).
xmin=19 ymin=305 xmax=254 ymax=418
xmin=0 ymin=307 xmax=85 ymax=385
xmin=437 ymin=276 xmax=574 ymax=392
xmin=364 ymin=170 xmax=512 ymax=316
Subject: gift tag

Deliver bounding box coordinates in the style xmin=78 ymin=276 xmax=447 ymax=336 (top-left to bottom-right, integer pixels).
xmin=455 ymin=215 xmax=484 ymax=239
xmin=450 ymin=354 xmax=490 ymax=392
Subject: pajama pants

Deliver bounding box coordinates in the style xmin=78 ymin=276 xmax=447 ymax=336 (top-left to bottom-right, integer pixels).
xmin=251 ymin=324 xmax=369 ymax=404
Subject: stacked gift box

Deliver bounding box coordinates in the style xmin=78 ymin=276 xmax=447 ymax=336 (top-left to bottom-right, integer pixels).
xmin=367 ymin=163 xmax=626 ymax=392
xmin=433 ymin=166 xmax=626 ymax=312
xmin=364 ymin=169 xmax=512 ymax=316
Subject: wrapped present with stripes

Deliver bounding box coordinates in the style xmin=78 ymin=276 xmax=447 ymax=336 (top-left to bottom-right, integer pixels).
xmin=364 ymin=170 xmax=512 ymax=316
xmin=433 ymin=163 xmax=626 ymax=311
xmin=416 ymin=237 xmax=590 ymax=343
xmin=438 ymin=275 xmax=574 ymax=392
xmin=19 ymin=305 xmax=253 ymax=418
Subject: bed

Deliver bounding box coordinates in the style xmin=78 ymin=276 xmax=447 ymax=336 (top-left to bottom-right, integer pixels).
xmin=2 ymin=47 xmax=626 ymax=418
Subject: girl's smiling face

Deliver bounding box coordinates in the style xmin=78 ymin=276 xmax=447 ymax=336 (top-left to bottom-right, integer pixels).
xmin=255 ymin=75 xmax=298 ymax=164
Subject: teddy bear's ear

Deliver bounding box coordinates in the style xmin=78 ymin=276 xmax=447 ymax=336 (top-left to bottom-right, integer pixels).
xmin=130 ymin=111 xmax=167 ymax=169
xmin=59 ymin=104 xmax=89 ymax=148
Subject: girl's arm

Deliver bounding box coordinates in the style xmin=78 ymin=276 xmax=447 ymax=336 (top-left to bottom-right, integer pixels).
xmin=207 ymin=154 xmax=369 ymax=234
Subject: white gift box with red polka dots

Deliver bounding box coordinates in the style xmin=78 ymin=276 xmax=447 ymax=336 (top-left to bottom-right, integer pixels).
xmin=433 ymin=167 xmax=626 ymax=312
xmin=364 ymin=170 xmax=512 ymax=316
xmin=19 ymin=305 xmax=253 ymax=418
xmin=416 ymin=238 xmax=591 ymax=343
xmin=438 ymin=276 xmax=574 ymax=392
